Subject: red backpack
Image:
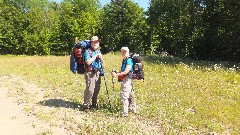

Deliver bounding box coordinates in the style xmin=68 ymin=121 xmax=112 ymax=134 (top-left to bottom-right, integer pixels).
xmin=70 ymin=40 xmax=91 ymax=74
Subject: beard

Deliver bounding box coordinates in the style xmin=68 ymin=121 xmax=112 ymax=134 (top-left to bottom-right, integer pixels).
xmin=91 ymin=43 xmax=99 ymax=50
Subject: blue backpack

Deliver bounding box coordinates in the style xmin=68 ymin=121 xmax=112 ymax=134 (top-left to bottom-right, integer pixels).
xmin=70 ymin=40 xmax=91 ymax=74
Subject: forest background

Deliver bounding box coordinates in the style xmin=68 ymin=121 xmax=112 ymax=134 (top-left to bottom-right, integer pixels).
xmin=0 ymin=0 xmax=239 ymax=61
xmin=1 ymin=0 xmax=240 ymax=134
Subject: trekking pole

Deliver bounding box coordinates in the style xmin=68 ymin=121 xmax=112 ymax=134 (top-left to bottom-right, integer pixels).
xmin=99 ymin=62 xmax=110 ymax=104
xmin=103 ymin=74 xmax=110 ymax=104
xmin=111 ymin=69 xmax=115 ymax=110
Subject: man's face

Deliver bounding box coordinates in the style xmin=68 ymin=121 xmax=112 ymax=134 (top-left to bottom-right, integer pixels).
xmin=121 ymin=50 xmax=127 ymax=58
xmin=91 ymin=41 xmax=99 ymax=50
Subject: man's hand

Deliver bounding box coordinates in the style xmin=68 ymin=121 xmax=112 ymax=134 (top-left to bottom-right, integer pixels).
xmin=97 ymin=53 xmax=102 ymax=59
xmin=96 ymin=53 xmax=103 ymax=63
xmin=111 ymin=71 xmax=117 ymax=77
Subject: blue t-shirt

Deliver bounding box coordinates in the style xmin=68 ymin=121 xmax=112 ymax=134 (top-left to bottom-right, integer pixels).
xmin=84 ymin=48 xmax=102 ymax=69
xmin=121 ymin=58 xmax=133 ymax=72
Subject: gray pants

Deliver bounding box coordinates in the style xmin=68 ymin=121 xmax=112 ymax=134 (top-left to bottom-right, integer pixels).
xmin=120 ymin=76 xmax=136 ymax=116
xmin=83 ymin=71 xmax=101 ymax=107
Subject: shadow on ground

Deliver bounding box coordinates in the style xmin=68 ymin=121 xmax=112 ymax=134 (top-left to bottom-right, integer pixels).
xmin=38 ymin=99 xmax=120 ymax=113
xmin=38 ymin=99 xmax=81 ymax=109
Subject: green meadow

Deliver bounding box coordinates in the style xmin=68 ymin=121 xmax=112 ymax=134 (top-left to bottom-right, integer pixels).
xmin=0 ymin=54 xmax=239 ymax=134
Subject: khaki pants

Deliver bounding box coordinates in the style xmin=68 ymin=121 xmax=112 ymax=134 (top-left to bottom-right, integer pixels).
xmin=120 ymin=76 xmax=136 ymax=116
xmin=83 ymin=71 xmax=101 ymax=107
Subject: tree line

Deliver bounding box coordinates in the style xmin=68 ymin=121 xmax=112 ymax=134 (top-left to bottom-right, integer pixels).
xmin=0 ymin=0 xmax=239 ymax=61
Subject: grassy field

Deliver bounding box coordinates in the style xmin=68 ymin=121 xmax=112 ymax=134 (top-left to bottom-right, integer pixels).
xmin=0 ymin=53 xmax=240 ymax=134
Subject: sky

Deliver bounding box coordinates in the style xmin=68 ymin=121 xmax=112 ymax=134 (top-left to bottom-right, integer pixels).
xmin=53 ymin=0 xmax=149 ymax=11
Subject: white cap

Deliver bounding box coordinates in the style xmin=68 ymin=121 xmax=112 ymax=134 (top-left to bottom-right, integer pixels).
xmin=121 ymin=47 xmax=129 ymax=53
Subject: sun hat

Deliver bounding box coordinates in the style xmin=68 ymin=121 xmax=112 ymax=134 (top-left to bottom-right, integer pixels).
xmin=90 ymin=36 xmax=99 ymax=42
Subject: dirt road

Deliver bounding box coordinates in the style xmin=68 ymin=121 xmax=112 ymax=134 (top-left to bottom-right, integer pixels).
xmin=0 ymin=75 xmax=69 ymax=135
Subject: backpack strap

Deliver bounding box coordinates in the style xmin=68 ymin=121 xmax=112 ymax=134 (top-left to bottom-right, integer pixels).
xmin=122 ymin=56 xmax=133 ymax=74
xmin=88 ymin=48 xmax=93 ymax=58
xmin=85 ymin=48 xmax=92 ymax=72
xmin=85 ymin=48 xmax=100 ymax=72
xmin=87 ymin=48 xmax=100 ymax=58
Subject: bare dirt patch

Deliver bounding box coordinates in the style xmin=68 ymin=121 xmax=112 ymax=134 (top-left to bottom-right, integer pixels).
xmin=0 ymin=75 xmax=71 ymax=135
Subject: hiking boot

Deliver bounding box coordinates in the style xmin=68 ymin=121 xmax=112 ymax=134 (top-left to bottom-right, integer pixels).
xmin=129 ymin=108 xmax=137 ymax=114
xmin=91 ymin=103 xmax=97 ymax=108
xmin=82 ymin=104 xmax=90 ymax=112
xmin=83 ymin=108 xmax=90 ymax=113
xmin=120 ymin=112 xmax=128 ymax=117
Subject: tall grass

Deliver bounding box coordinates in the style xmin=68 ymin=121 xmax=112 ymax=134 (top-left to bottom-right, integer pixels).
xmin=0 ymin=54 xmax=239 ymax=134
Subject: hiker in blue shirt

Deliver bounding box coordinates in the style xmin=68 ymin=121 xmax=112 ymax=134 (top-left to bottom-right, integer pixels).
xmin=111 ymin=47 xmax=137 ymax=117
xmin=82 ymin=36 xmax=104 ymax=112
